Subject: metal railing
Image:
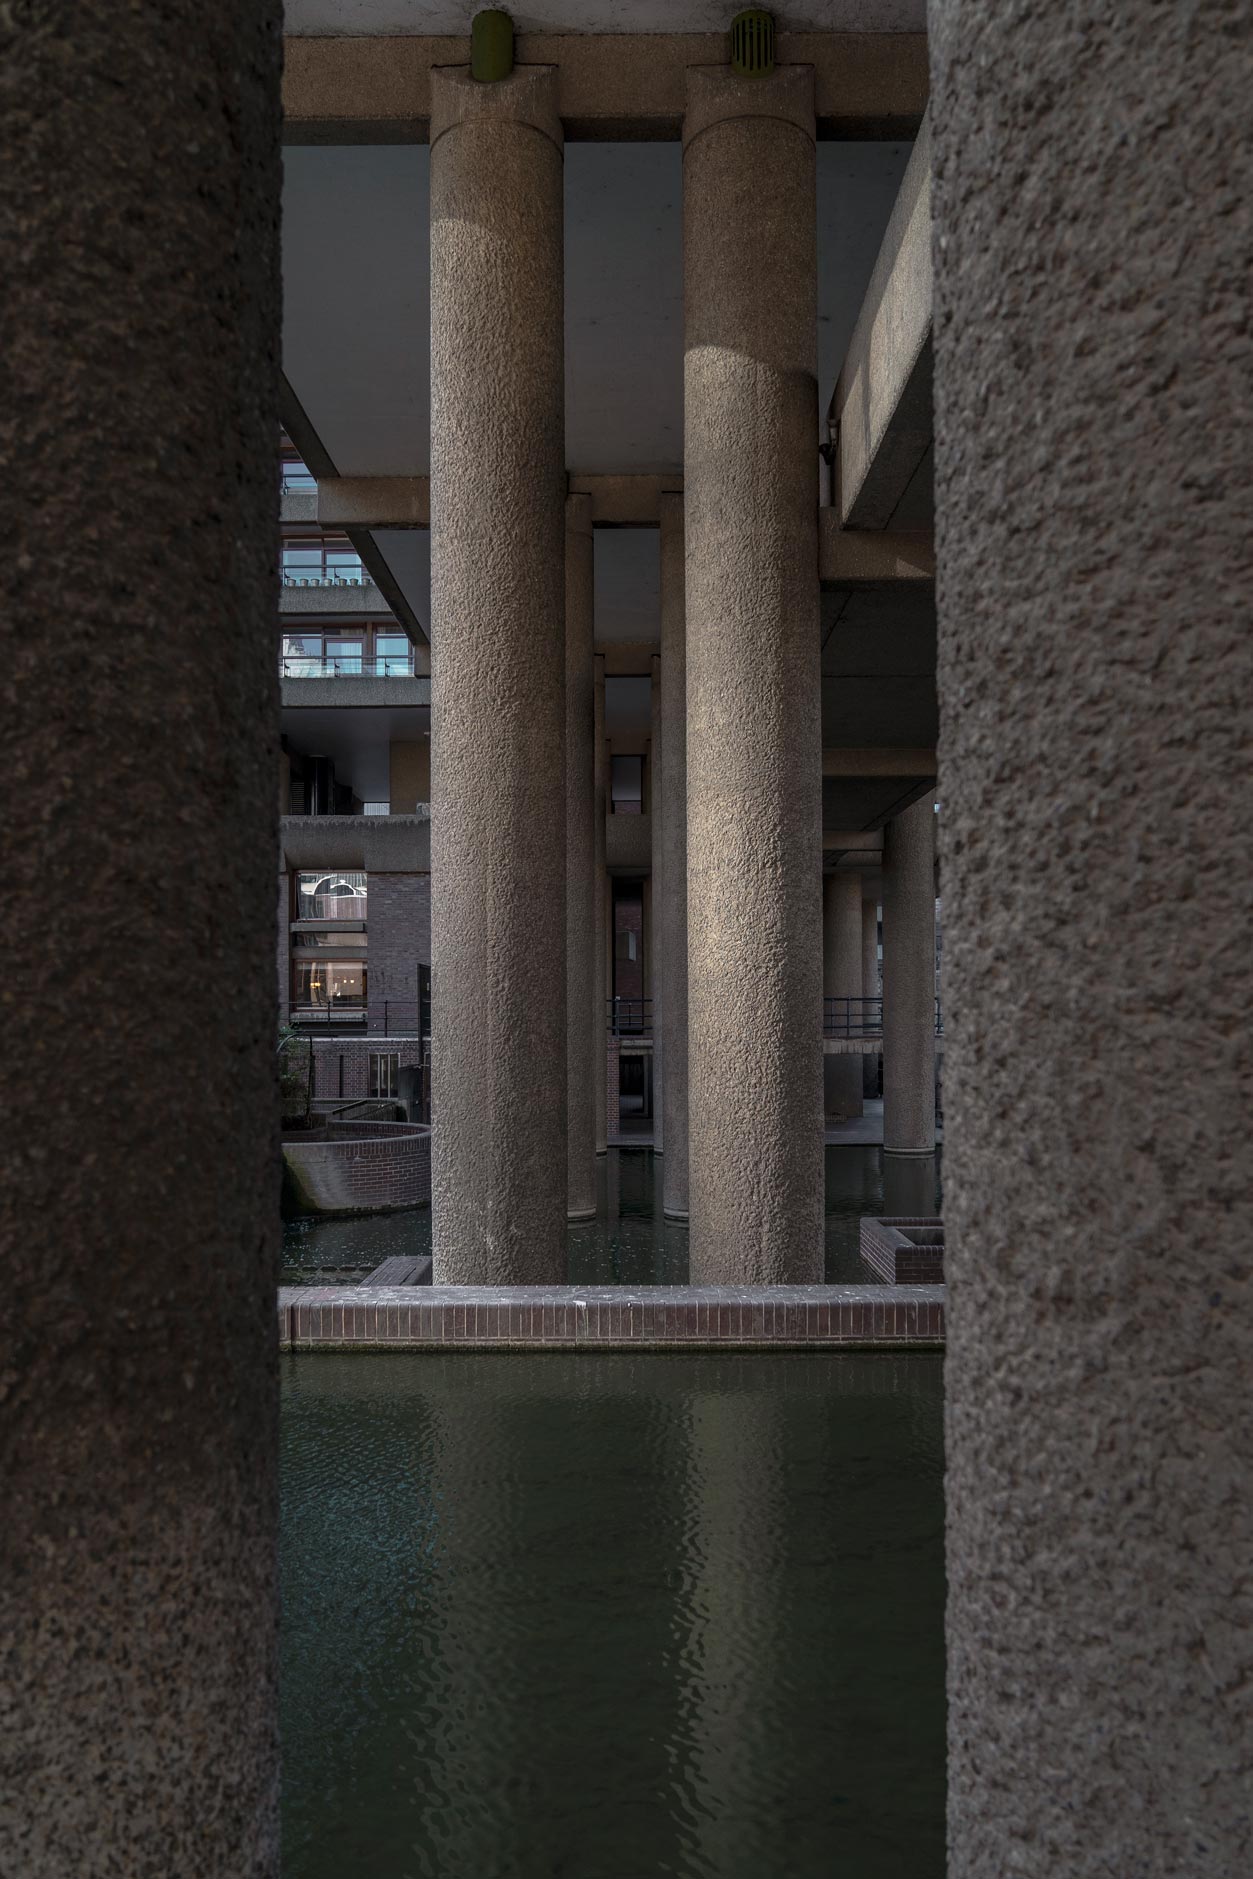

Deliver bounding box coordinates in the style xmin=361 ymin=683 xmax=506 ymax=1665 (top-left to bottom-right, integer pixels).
xmin=607 ymin=997 xmax=652 ymax=1036
xmin=281 ymin=654 xmax=415 ymax=679
xmin=289 ymin=999 xmax=429 ymax=1038
xmin=822 ymin=996 xmax=943 ymax=1038
xmin=281 ymin=567 xmax=367 ymax=588
xmin=280 ymin=469 xmax=317 ymax=493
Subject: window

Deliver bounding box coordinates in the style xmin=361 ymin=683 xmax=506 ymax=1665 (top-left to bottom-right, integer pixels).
xmin=294 ymin=961 xmax=366 ymax=1009
xmin=374 ymin=634 xmax=413 ymax=677
xmin=295 ymin=871 xmax=367 ymax=921
xmin=281 ymin=633 xmax=322 ymax=677
xmin=369 ymin=1052 xmax=399 ymax=1099
xmin=325 ymin=637 xmax=363 ymax=676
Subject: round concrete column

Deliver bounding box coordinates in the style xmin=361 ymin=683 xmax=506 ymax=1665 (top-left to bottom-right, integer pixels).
xmin=430 ymin=66 xmax=566 ymax=1281
xmin=594 ymin=654 xmax=608 ymax=1154
xmin=932 ymin=10 xmax=1252 ymax=1870
xmin=881 ymin=794 xmax=936 ymax=1155
xmin=566 ymin=496 xmax=596 ymax=1219
xmin=659 ymin=495 xmax=690 ymax=1219
xmin=649 ymin=652 xmax=664 ymax=1154
xmin=683 ymin=67 xmax=823 ymax=1284
xmin=861 ymin=893 xmax=880 ymax=1099
xmin=822 ymin=871 xmax=865 ymax=1121
xmin=3 ymin=9 xmax=281 ymax=1872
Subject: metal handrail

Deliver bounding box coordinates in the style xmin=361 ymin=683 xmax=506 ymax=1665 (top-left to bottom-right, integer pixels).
xmin=822 ymin=995 xmax=943 ymax=1038
xmin=607 ymin=997 xmax=652 ymax=1036
xmin=280 ymin=654 xmax=415 ymax=678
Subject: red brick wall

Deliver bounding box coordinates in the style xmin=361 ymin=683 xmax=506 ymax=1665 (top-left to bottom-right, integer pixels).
xmin=282 ymin=1121 xmax=431 ymax=1214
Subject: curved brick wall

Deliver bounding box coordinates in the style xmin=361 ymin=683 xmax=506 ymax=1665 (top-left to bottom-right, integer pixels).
xmin=283 ymin=1122 xmax=431 ymax=1215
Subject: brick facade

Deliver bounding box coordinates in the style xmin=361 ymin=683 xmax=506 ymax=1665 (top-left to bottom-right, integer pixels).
xmin=282 ymin=1120 xmax=431 ymax=1214
xmin=365 ymin=870 xmax=431 ymax=1031
xmin=859 ymin=1216 xmax=945 ymax=1285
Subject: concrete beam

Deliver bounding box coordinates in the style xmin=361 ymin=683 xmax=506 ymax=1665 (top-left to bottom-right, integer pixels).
xmin=569 ymin=472 xmax=682 ymax=525
xmin=283 ymin=34 xmax=928 ymax=144
xmin=597 ymin=640 xmax=659 ymax=672
xmin=279 ymin=580 xmax=391 ymax=616
xmin=318 ymin=476 xmax=429 ymax=529
xmin=829 ymin=109 xmax=933 ymax=529
xmin=819 ymin=515 xmax=934 ymax=584
xmin=280 ymin=812 xmax=431 ymax=873
xmin=823 ymin=747 xmax=936 ymax=777
xmin=823 ymin=831 xmax=885 ymax=855
xmin=280 ymin=674 xmax=431 ymax=709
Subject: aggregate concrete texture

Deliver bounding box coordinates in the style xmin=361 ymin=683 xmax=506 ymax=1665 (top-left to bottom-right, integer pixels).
xmin=1 ymin=4 xmax=283 ymax=1874
xmin=862 ymin=892 xmax=880 ymax=1098
xmin=594 ymin=654 xmax=608 ymax=1153
xmin=684 ymin=67 xmax=823 ymax=1283
xmin=429 ymin=65 xmax=566 ymax=1282
xmin=659 ymin=495 xmax=690 ymax=1219
xmin=649 ymin=652 xmax=665 ymax=1156
xmin=930 ymin=7 xmax=1253 ymax=1874
xmin=881 ymin=792 xmax=935 ymax=1154
xmin=823 ymin=870 xmax=865 ymax=1119
xmin=566 ymin=497 xmax=597 ymax=1220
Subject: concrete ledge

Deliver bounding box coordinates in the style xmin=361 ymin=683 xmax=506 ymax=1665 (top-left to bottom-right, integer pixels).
xmin=860 ymin=1216 xmax=945 ymax=1284
xmin=280 ymin=813 xmax=431 ymax=871
xmin=279 ymin=581 xmax=391 ymax=615
xmin=277 ymin=1283 xmax=945 ymax=1351
xmin=280 ymin=674 xmax=431 ymax=708
xmin=282 ymin=1121 xmax=431 ymax=1216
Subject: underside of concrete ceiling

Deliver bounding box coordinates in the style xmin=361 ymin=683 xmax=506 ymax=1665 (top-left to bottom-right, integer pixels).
xmin=282 ymin=704 xmax=429 ymax=800
xmin=281 ymin=138 xmax=913 ymax=637
xmin=283 ymin=4 xmax=927 ymax=34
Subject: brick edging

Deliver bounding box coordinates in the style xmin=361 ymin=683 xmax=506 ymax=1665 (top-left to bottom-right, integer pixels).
xmin=277 ymin=1283 xmax=945 ymax=1352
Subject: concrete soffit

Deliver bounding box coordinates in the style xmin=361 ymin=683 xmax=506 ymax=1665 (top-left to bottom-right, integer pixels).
xmin=282 ymin=33 xmax=929 ymax=144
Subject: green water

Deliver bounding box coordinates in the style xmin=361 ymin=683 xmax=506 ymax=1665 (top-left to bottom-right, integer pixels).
xmin=281 ymin=1352 xmax=945 ymax=1879
xmin=281 ymin=1144 xmax=942 ymax=1286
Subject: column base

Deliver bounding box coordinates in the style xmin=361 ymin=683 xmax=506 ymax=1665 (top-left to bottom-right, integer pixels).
xmin=566 ymin=1207 xmax=597 ymax=1222
xmin=883 ymin=1145 xmax=938 ymax=1157
xmin=662 ymin=1207 xmax=690 ymax=1222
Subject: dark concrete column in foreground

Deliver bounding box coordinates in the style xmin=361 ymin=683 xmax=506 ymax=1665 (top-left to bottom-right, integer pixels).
xmin=1 ymin=8 xmax=282 ymax=1873
xmin=659 ymin=494 xmax=690 ymax=1219
xmin=429 ymin=66 xmax=566 ymax=1281
xmin=862 ymin=893 xmax=880 ymax=1098
xmin=566 ymin=495 xmax=596 ymax=1219
xmin=881 ymin=794 xmax=936 ymax=1155
xmin=650 ymin=651 xmax=664 ymax=1153
xmin=822 ymin=871 xmax=864 ymax=1120
xmin=594 ymin=652 xmax=608 ymax=1153
xmin=931 ymin=8 xmax=1253 ymax=1873
xmin=683 ymin=67 xmax=823 ymax=1283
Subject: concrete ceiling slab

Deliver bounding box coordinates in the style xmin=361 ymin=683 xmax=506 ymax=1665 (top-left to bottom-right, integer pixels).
xmin=282 ymin=704 xmax=430 ymax=800
xmin=284 ymin=4 xmax=926 ymax=33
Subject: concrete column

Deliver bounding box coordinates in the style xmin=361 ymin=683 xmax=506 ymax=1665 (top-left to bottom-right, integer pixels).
xmin=822 ymin=871 xmax=864 ymax=1121
xmin=566 ymin=496 xmax=597 ymax=1219
xmin=594 ymin=653 xmax=608 ymax=1154
xmin=932 ymin=10 xmax=1252 ymax=1871
xmin=649 ymin=652 xmax=664 ymax=1153
xmin=683 ymin=67 xmax=823 ymax=1283
xmin=429 ymin=65 xmax=566 ymax=1282
xmin=659 ymin=494 xmax=689 ymax=1219
xmin=881 ymin=794 xmax=936 ymax=1155
xmin=2 ymin=8 xmax=281 ymax=1872
xmin=861 ymin=893 xmax=880 ymax=1099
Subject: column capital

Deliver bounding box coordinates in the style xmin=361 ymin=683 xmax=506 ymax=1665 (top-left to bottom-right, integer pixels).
xmin=430 ymin=64 xmax=562 ymax=153
xmin=682 ymin=64 xmax=815 ymax=151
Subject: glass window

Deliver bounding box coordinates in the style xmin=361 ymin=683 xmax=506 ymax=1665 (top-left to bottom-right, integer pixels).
xmin=295 ymin=871 xmax=367 ymax=921
xmin=281 ymin=633 xmax=323 ymax=677
xmin=325 ymin=638 xmax=363 ymax=676
xmin=369 ymin=1051 xmax=399 ymax=1098
xmin=374 ymin=634 xmax=412 ymax=677
xmin=294 ymin=961 xmax=366 ymax=1009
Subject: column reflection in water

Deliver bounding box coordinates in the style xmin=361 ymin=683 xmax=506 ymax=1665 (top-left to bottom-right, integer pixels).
xmin=281 ymin=1354 xmax=945 ymax=1879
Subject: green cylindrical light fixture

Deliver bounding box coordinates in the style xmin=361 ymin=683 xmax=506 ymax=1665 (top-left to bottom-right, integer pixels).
xmin=731 ymin=9 xmax=775 ymax=78
xmin=471 ymin=8 xmax=514 ymax=83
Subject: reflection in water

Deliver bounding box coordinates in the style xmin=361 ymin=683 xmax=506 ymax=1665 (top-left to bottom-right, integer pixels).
xmin=281 ymin=1146 xmax=943 ymax=1286
xmin=281 ymin=1354 xmax=945 ymax=1879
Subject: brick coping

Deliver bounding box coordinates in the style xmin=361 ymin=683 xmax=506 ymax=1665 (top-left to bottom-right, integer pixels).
xmin=278 ymin=1283 xmax=945 ymax=1352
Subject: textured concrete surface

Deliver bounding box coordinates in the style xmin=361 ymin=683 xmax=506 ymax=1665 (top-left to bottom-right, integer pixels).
xmin=388 ymin=737 xmax=430 ymax=813
xmin=594 ymin=654 xmax=608 ymax=1152
xmin=930 ymin=7 xmax=1253 ymax=1874
xmin=684 ymin=67 xmax=823 ymax=1283
xmin=566 ymin=497 xmax=597 ymax=1219
xmin=659 ymin=495 xmax=690 ymax=1218
xmin=823 ymin=871 xmax=865 ymax=1118
xmin=429 ymin=66 xmax=566 ymax=1282
xmin=0 ymin=4 xmax=283 ymax=1873
xmin=649 ymin=653 xmax=665 ymax=1155
xmin=280 ymin=811 xmax=431 ymax=872
xmin=882 ymin=793 xmax=935 ymax=1153
xmin=862 ymin=892 xmax=880 ymax=1097
xmin=831 ymin=106 xmax=931 ymax=528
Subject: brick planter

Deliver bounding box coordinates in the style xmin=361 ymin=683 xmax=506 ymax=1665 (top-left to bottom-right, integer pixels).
xmin=282 ymin=1120 xmax=431 ymax=1216
xmin=859 ymin=1216 xmax=945 ymax=1285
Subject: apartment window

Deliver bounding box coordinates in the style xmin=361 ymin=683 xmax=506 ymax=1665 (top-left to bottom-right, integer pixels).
xmin=325 ymin=637 xmax=363 ymax=676
xmin=294 ymin=961 xmax=366 ymax=1009
xmin=295 ymin=871 xmax=367 ymax=921
xmin=375 ymin=634 xmax=413 ymax=677
xmin=369 ymin=1051 xmax=399 ymax=1099
xmin=281 ymin=633 xmax=322 ymax=677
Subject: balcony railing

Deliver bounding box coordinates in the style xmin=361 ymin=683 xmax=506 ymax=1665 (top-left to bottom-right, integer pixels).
xmin=289 ymin=999 xmax=430 ymax=1037
xmin=607 ymin=997 xmax=652 ymax=1037
xmin=281 ymin=568 xmax=368 ymax=588
xmin=281 ymin=654 xmax=415 ymax=679
xmin=822 ymin=996 xmax=943 ymax=1038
